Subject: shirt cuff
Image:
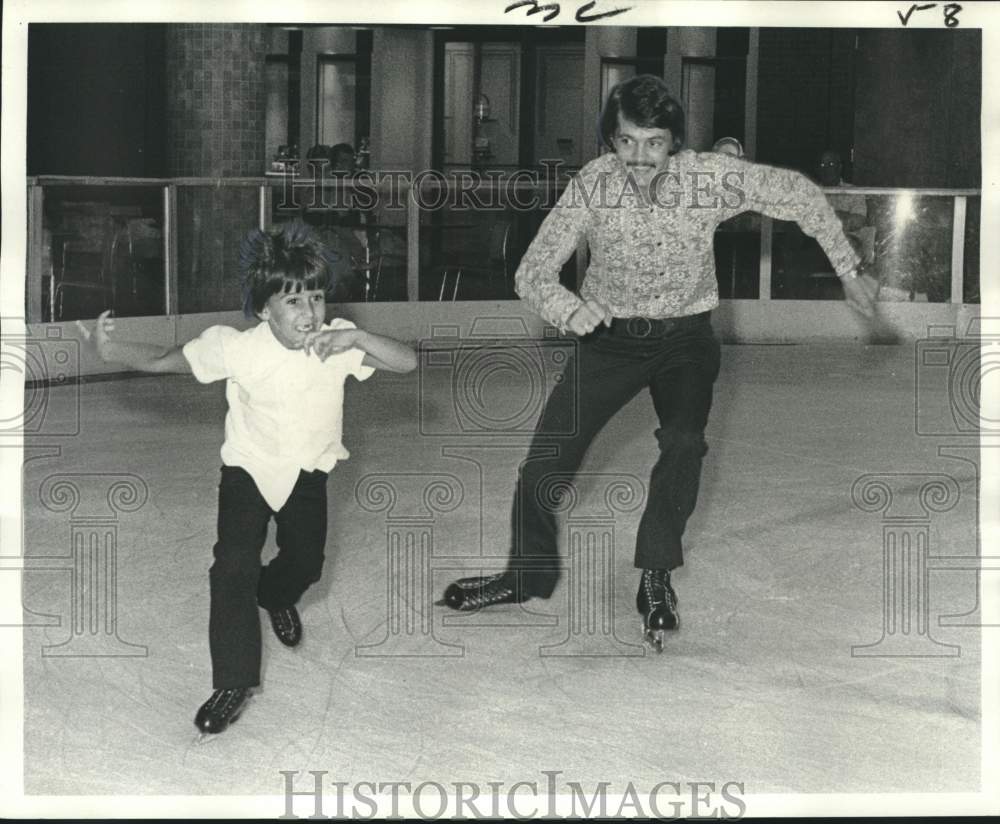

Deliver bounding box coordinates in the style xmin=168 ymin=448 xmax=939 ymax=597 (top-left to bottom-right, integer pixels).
xmin=552 ymin=294 xmax=585 ymax=334
xmin=833 ymin=245 xmax=862 ymax=281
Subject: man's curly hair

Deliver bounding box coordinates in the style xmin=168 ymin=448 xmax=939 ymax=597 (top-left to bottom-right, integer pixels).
xmin=599 ymin=74 xmax=685 ymax=154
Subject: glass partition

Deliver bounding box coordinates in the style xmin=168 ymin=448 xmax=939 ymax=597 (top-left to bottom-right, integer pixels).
xmin=25 ymin=178 xmax=981 ymax=321
xmin=269 ymin=174 xmax=410 ymax=303
xmin=269 ymin=171 xmax=573 ymax=302
xmin=31 ymin=183 xmax=165 ymax=322
xmin=963 ymin=196 xmax=980 ymax=304
xmin=412 ymin=174 xmax=574 ymax=302
xmin=714 ymin=212 xmax=761 ymax=299
xmin=771 ymin=190 xmax=964 ymax=303
xmin=175 ymin=185 xmax=261 ymax=314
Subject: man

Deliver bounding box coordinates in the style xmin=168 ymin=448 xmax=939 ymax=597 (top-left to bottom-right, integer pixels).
xmin=712 ymin=136 xmax=744 ymax=158
xmin=329 ymin=142 xmax=357 ymax=172
xmin=816 ymin=149 xmax=878 ymax=293
xmin=817 ymin=148 xmax=847 ymax=188
xmin=818 ymin=149 xmax=868 ymax=229
xmin=439 ymin=75 xmax=877 ymax=650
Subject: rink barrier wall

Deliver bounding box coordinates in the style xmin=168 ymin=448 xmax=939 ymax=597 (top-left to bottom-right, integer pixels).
xmin=25 ymin=300 xmax=978 ymax=381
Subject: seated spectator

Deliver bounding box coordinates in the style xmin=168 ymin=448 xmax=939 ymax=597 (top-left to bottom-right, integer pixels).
xmin=817 ymin=149 xmax=874 ymax=266
xmin=711 ymin=137 xmax=744 ymax=158
xmin=329 ymin=143 xmax=356 ymax=172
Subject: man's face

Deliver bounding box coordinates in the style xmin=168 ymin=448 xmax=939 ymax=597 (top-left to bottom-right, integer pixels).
xmin=612 ymin=114 xmax=673 ymax=184
xmin=259 ymin=287 xmax=326 ymax=350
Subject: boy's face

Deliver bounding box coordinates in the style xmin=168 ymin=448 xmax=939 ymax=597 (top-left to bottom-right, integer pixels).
xmin=259 ymin=287 xmax=326 ymax=350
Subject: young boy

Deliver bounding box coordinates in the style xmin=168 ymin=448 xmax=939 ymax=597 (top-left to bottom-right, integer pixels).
xmin=77 ymin=221 xmax=416 ymax=735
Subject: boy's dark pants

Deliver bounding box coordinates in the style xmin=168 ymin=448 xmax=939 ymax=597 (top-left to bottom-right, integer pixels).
xmin=210 ymin=466 xmax=328 ymax=688
xmin=509 ymin=312 xmax=721 ymax=598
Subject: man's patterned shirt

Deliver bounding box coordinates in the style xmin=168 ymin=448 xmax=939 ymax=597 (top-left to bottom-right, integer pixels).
xmin=514 ymin=150 xmax=860 ymax=329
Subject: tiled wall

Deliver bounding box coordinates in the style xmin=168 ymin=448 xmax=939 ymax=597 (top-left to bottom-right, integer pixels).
xmin=166 ymin=24 xmax=267 ymax=177
xmin=166 ymin=25 xmax=268 ymax=313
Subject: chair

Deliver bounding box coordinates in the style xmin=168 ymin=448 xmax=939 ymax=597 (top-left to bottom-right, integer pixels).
xmin=351 ymin=227 xmax=384 ymax=302
xmin=54 ymin=217 xmax=115 ymax=321
xmin=350 ymin=223 xmax=409 ymax=302
xmin=114 ymin=218 xmax=164 ymax=314
xmin=436 ymin=220 xmax=512 ymax=301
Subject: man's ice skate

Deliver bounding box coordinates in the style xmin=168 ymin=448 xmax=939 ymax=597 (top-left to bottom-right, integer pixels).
xmin=636 ymin=569 xmax=679 ymax=653
xmin=194 ymin=687 xmax=252 ymax=739
xmin=437 ymin=572 xmax=526 ymax=611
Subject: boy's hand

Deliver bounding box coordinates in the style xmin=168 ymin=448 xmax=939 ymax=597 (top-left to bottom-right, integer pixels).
xmin=303 ymin=328 xmax=360 ymax=361
xmin=75 ymin=310 xmax=114 ymax=361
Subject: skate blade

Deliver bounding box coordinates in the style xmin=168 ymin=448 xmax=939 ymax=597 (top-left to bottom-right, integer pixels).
xmin=642 ymin=626 xmax=665 ymax=653
xmin=192 ymin=706 xmax=247 ymax=743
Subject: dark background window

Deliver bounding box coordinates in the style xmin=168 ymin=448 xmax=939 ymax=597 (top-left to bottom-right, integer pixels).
xmin=28 ymin=24 xmax=167 ymax=177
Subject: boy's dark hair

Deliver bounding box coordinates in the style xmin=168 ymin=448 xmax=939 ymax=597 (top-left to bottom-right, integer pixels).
xmin=239 ymin=220 xmax=337 ymax=318
xmin=599 ymin=74 xmax=685 ymax=154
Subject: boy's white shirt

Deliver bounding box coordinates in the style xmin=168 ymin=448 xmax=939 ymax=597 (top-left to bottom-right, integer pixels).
xmin=182 ymin=317 xmax=374 ymax=510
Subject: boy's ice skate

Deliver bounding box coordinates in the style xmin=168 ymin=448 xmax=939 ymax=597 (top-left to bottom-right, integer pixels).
xmin=637 ymin=569 xmax=679 ymax=653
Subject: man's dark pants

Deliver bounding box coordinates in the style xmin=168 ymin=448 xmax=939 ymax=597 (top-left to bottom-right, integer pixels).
xmin=209 ymin=466 xmax=328 ymax=688
xmin=508 ymin=312 xmax=721 ymax=598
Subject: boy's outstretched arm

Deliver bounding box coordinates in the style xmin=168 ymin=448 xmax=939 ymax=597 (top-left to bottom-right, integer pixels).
xmin=77 ymin=310 xmax=192 ymax=374
xmin=305 ymin=327 xmax=416 ymax=373
xmin=355 ymin=330 xmax=417 ymax=373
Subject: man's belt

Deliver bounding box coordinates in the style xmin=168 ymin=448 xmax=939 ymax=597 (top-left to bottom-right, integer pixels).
xmin=607 ymin=312 xmax=710 ymax=338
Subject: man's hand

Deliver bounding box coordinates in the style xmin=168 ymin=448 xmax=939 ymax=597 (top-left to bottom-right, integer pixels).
xmin=75 ymin=309 xmax=115 ymax=361
xmin=567 ymin=299 xmax=612 ymax=336
xmin=842 ymin=272 xmax=878 ymax=320
xmin=303 ymin=328 xmax=359 ymax=361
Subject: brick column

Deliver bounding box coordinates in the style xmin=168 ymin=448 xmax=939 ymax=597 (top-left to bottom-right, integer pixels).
xmin=165 ymin=24 xmax=268 ymax=313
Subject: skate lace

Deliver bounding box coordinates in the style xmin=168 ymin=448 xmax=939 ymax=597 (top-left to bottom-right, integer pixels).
xmin=212 ymin=688 xmax=247 ymax=715
xmin=642 ymin=570 xmax=675 ymax=610
xmin=458 ymin=573 xmax=503 ymax=589
xmin=643 ymin=570 xmax=664 ymax=601
xmin=465 ymin=578 xmax=515 ymax=609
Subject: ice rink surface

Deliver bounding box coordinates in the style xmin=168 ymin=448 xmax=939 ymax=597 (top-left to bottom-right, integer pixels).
xmin=18 ymin=340 xmax=985 ymax=798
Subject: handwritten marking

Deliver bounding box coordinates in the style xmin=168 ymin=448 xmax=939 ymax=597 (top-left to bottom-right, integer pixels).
xmin=505 ymin=0 xmax=561 ymax=23
xmin=576 ymin=0 xmax=633 ymax=22
xmin=897 ymin=3 xmax=936 ymax=25
xmin=896 ymin=2 xmax=961 ymax=27
xmin=504 ymin=0 xmax=633 ymax=24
